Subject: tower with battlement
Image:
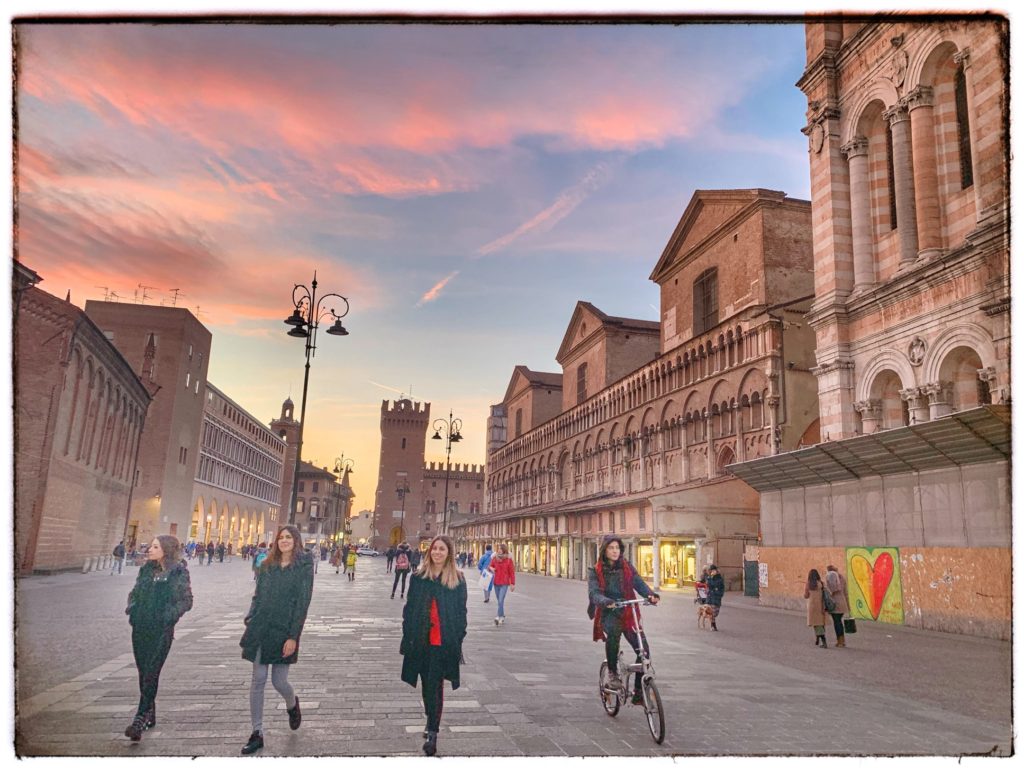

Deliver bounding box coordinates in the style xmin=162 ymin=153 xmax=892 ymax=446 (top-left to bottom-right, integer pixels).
xmin=371 ymin=399 xmax=430 ymax=549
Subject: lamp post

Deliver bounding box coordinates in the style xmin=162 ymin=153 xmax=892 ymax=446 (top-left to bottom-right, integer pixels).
xmin=431 ymin=410 xmax=463 ymax=535
xmin=396 ymin=478 xmax=410 ymax=544
xmin=284 ymin=271 xmax=350 ymax=524
xmin=333 ymin=456 xmax=354 ymax=544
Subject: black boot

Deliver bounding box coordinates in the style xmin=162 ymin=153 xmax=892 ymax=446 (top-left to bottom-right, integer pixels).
xmin=820 ymin=636 xmax=828 ymax=649
xmin=423 ymin=730 xmax=438 ymax=756
xmin=241 ymin=730 xmax=264 ymax=754
xmin=287 ymin=696 xmax=302 ymax=730
xmin=125 ymin=714 xmax=146 ymax=742
xmin=144 ymin=705 xmax=156 ymax=729
xmin=814 ymin=635 xmax=821 ymax=647
xmin=711 ymin=620 xmax=718 ymax=631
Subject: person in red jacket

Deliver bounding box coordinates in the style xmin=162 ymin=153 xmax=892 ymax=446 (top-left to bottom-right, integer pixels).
xmin=488 ymin=543 xmax=516 ymax=626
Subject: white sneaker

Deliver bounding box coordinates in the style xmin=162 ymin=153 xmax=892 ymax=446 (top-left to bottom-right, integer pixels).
xmin=494 ymin=617 xmax=500 ymax=626
xmin=499 ymin=617 xmax=505 ymax=625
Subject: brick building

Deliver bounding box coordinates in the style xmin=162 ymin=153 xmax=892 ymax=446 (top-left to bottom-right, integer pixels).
xmin=423 ymin=461 xmax=485 ymax=535
xmin=84 ymin=301 xmax=212 ymax=546
xmin=729 ymin=18 xmax=1010 ymax=639
xmin=457 ymin=189 xmax=817 ymax=590
xmin=14 ymin=264 xmax=151 ymax=572
xmin=294 ymin=460 xmax=352 ymax=548
xmin=189 ymin=382 xmax=286 ymax=549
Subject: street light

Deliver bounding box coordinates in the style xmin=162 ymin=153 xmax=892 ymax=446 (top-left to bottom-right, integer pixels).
xmin=396 ymin=478 xmax=411 ymax=544
xmin=431 ymin=409 xmax=463 ymax=535
xmin=284 ymin=271 xmax=350 ymax=525
xmin=333 ymin=456 xmax=355 ymax=544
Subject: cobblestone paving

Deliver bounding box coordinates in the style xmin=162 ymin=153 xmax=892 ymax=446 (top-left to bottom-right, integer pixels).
xmin=14 ymin=556 xmax=1011 ymax=757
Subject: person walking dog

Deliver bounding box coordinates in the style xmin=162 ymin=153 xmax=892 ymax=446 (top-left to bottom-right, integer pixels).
xmin=488 ymin=543 xmax=515 ymax=625
xmin=123 ymin=535 xmax=193 ymax=741
xmin=400 ymin=535 xmax=467 ymax=757
xmin=239 ymin=525 xmax=314 ymax=754
xmin=705 ymin=564 xmax=725 ymax=631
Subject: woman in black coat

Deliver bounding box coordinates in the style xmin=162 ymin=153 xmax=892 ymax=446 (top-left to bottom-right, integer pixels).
xmin=705 ymin=564 xmax=725 ymax=631
xmin=124 ymin=534 xmax=193 ymax=741
xmin=400 ymin=534 xmax=467 ymax=756
xmin=239 ymin=525 xmax=314 ymax=754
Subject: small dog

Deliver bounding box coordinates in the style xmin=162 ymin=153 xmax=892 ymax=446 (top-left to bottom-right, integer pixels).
xmin=697 ymin=603 xmax=715 ymax=629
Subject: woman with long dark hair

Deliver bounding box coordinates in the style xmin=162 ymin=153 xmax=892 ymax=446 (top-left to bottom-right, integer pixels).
xmin=124 ymin=534 xmax=193 ymax=741
xmin=239 ymin=524 xmax=314 ymax=754
xmin=400 ymin=534 xmax=467 ymax=756
xmin=804 ymin=568 xmax=829 ymax=647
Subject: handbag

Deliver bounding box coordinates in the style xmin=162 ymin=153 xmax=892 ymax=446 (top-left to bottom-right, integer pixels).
xmin=478 ymin=569 xmax=494 ymax=590
xmin=843 ymin=617 xmax=857 ymax=634
xmin=821 ymin=586 xmax=837 ymax=613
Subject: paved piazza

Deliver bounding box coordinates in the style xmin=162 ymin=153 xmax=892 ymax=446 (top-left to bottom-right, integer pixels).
xmin=14 ymin=556 xmax=1011 ymax=757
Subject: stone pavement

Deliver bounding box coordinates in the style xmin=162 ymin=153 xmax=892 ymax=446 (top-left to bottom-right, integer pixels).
xmin=14 ymin=554 xmax=1012 ymax=757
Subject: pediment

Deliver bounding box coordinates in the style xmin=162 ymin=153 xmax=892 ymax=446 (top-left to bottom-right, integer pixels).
xmin=555 ymin=301 xmax=609 ymax=365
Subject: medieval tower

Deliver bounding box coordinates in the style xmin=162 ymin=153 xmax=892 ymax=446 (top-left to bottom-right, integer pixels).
xmin=270 ymin=397 xmax=300 ymax=520
xmin=372 ymin=399 xmax=430 ymax=549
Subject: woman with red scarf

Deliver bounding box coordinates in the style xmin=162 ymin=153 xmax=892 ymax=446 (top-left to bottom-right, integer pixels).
xmin=588 ymin=535 xmax=659 ymax=704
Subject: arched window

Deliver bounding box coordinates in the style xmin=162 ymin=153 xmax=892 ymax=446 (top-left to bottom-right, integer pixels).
xmin=693 ymin=268 xmax=718 ymax=335
xmin=576 ymin=363 xmax=588 ymax=405
xmin=955 ymin=60 xmax=974 ymax=189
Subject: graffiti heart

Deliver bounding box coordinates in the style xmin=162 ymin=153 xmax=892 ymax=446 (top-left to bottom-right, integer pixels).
xmin=851 ymin=552 xmax=894 ymax=619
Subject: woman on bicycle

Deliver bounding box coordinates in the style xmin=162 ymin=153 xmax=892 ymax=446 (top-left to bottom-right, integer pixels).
xmin=588 ymin=535 xmax=659 ymax=704
xmin=400 ymin=534 xmax=467 ymax=756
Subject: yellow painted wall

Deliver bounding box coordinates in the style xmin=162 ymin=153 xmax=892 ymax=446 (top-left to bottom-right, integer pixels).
xmin=757 ymin=546 xmax=1010 ymax=640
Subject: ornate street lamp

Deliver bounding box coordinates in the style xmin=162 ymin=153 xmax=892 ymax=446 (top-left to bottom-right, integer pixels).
xmin=333 ymin=456 xmax=354 ymax=543
xmin=431 ymin=410 xmax=463 ymax=535
xmin=285 ymin=271 xmax=350 ymax=524
xmin=395 ymin=478 xmax=411 ymax=544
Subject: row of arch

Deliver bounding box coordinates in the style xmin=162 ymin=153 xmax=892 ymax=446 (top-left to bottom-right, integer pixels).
xmin=189 ymin=496 xmax=275 ymax=547
xmin=54 ymin=344 xmax=147 ymax=482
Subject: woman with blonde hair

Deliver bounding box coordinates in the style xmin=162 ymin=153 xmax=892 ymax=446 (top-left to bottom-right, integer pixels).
xmin=399 ymin=535 xmax=467 ymax=756
xmin=239 ymin=524 xmax=314 ymax=754
xmin=124 ymin=535 xmax=193 ymax=741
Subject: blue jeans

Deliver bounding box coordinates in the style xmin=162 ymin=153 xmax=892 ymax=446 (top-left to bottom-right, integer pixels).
xmin=494 ymin=584 xmax=509 ymax=617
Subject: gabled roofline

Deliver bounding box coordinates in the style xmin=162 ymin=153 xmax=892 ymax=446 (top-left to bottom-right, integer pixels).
xmin=501 ymin=365 xmax=563 ymax=404
xmin=556 ymin=301 xmax=659 ymax=365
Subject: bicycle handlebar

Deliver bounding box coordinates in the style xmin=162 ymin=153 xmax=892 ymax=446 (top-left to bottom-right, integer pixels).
xmin=611 ymin=598 xmax=657 ymax=608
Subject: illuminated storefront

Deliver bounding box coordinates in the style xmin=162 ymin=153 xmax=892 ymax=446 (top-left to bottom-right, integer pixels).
xmin=636 ymin=539 xmax=698 ymax=588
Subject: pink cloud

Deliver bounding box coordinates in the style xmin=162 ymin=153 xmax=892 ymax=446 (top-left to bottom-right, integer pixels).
xmin=416 ymin=271 xmax=460 ymax=307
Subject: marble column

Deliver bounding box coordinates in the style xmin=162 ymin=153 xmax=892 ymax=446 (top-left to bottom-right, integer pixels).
xmin=883 ymin=103 xmax=920 ymax=266
xmin=905 ymin=86 xmax=943 ymax=260
xmin=854 ymin=399 xmax=883 ymax=434
xmin=651 ymin=535 xmax=661 ymax=591
xmin=900 ymin=386 xmax=930 ymax=425
xmin=923 ymin=381 xmax=954 ymax=420
xmin=842 ymin=136 xmax=875 ymax=290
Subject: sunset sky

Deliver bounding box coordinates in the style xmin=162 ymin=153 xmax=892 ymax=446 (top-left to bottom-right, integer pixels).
xmin=14 ymin=19 xmax=813 ymax=510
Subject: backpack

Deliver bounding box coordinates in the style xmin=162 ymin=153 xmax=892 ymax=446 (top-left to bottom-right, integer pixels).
xmin=253 ymin=551 xmax=268 ymax=569
xmin=396 ymin=552 xmax=410 ymax=570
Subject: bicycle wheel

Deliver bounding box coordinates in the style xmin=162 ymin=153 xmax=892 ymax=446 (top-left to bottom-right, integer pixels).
xmin=642 ymin=678 xmax=665 ymax=744
xmin=598 ymin=662 xmax=620 ymax=717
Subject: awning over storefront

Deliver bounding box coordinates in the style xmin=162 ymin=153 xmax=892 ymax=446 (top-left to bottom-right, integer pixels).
xmin=727 ymin=405 xmax=1010 ymax=492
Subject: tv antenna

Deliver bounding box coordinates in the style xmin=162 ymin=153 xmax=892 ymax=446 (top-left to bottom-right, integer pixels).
xmin=168 ymin=288 xmax=184 ymax=307
xmin=137 ymin=284 xmax=156 ymax=305
xmin=96 ymin=286 xmax=110 ymax=301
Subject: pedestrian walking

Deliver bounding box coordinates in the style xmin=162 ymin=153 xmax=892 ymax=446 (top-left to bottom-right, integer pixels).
xmin=825 ymin=564 xmax=850 ymax=647
xmin=385 ymin=545 xmax=397 ymax=573
xmin=239 ymin=525 xmax=314 ymax=755
xmin=111 ymin=540 xmax=126 ymax=575
xmin=400 ymin=534 xmax=467 ymax=757
xmin=206 ymin=541 xmax=215 ymax=565
xmin=217 ymin=541 xmax=226 ymax=563
xmin=123 ymin=535 xmax=193 ymax=741
xmin=477 ymin=544 xmax=494 ymax=603
xmin=409 ymin=547 xmax=422 ymax=570
xmin=488 ymin=543 xmax=515 ymax=625
xmin=804 ymin=568 xmax=830 ymax=648
xmin=705 ymin=564 xmax=725 ymax=631
xmin=341 ymin=543 xmax=351 ymax=575
xmin=346 ymin=548 xmax=358 ymax=581
xmin=330 ymin=546 xmax=343 ymax=574
xmin=391 ymin=542 xmax=412 ymax=599
xmin=587 ymin=535 xmax=659 ymax=704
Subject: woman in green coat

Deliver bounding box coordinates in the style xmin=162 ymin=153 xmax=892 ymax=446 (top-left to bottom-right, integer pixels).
xmin=400 ymin=534 xmax=467 ymax=756
xmin=239 ymin=525 xmax=314 ymax=754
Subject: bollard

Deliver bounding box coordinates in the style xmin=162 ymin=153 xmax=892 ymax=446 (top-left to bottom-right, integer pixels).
xmin=82 ymin=558 xmax=91 ymax=573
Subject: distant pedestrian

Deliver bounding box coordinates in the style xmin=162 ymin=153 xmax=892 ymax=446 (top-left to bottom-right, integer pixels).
xmin=252 ymin=543 xmax=269 ymax=580
xmin=825 ymin=564 xmax=850 ymax=648
xmin=217 ymin=542 xmax=226 ymax=563
xmin=488 ymin=543 xmax=516 ymax=625
xmin=206 ymin=541 xmax=215 ymax=565
xmin=330 ymin=546 xmax=343 ymax=574
xmin=386 ymin=546 xmax=397 ymax=573
xmin=341 ymin=543 xmax=351 ymax=574
xmin=409 ymin=547 xmax=422 ymax=570
xmin=467 ymin=552 xmax=474 ymax=568
xmin=123 ymin=535 xmax=192 ymax=741
xmin=391 ymin=542 xmax=412 ymax=599
xmin=705 ymin=564 xmax=725 ymax=631
xmin=400 ymin=534 xmax=467 ymax=757
xmin=239 ymin=525 xmax=314 ymax=754
xmin=111 ymin=540 xmax=126 ymax=575
xmin=346 ymin=548 xmax=358 ymax=581
xmin=477 ymin=544 xmax=494 ymax=603
xmin=804 ymin=568 xmax=829 ymax=648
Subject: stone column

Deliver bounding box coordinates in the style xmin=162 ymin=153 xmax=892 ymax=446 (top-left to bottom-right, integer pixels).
xmin=923 ymin=381 xmax=954 ymax=420
xmin=904 ymin=86 xmax=943 ymax=260
xmin=883 ymin=103 xmax=920 ymax=266
xmin=854 ymin=399 xmax=883 ymax=434
xmin=842 ymin=136 xmax=875 ymax=290
xmin=651 ymin=535 xmax=661 ymax=591
xmin=766 ymin=395 xmax=781 ymax=455
xmin=953 ymin=48 xmax=985 ymax=218
xmin=900 ymin=387 xmax=930 ymax=425
xmin=705 ymin=414 xmax=714 ymax=477
xmin=977 ymin=366 xmax=1000 ymax=405
xmin=680 ymin=425 xmax=690 ymax=483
